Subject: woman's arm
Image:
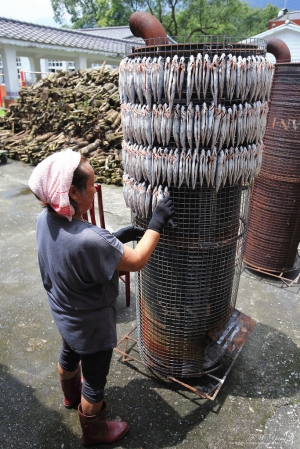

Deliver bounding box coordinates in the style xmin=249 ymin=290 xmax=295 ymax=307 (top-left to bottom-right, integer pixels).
xmin=116 ymin=229 xmax=160 ymax=272
xmin=115 ymin=196 xmax=175 ymax=272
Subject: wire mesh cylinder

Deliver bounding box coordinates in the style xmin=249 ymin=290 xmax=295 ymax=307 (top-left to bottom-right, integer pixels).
xmin=244 ymin=63 xmax=300 ymax=273
xmin=121 ymin=36 xmax=267 ymax=377
xmin=133 ymin=183 xmax=250 ymax=377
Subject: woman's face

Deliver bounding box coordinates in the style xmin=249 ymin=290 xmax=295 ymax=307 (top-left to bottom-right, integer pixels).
xmin=70 ymin=161 xmax=96 ymax=218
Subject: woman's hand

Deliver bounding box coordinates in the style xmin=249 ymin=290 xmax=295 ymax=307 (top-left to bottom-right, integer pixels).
xmin=113 ymin=225 xmax=145 ymax=244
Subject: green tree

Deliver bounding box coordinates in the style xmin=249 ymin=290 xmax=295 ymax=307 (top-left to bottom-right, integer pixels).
xmin=50 ymin=0 xmax=279 ymax=38
xmin=50 ymin=0 xmax=99 ymax=28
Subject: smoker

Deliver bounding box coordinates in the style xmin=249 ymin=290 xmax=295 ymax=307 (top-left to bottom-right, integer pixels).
xmin=117 ymin=12 xmax=270 ymax=397
xmin=244 ymin=51 xmax=300 ymax=277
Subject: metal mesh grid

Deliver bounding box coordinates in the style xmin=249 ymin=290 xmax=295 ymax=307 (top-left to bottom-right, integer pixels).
xmin=132 ymin=183 xmax=251 ymax=377
xmin=128 ymin=35 xmax=267 ymax=56
xmin=120 ymin=37 xmax=267 ymax=377
xmin=244 ymin=63 xmax=300 ymax=273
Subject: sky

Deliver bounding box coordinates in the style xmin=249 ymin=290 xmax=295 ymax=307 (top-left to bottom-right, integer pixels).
xmin=0 ymin=0 xmax=63 ymax=27
xmin=0 ymin=0 xmax=298 ymax=29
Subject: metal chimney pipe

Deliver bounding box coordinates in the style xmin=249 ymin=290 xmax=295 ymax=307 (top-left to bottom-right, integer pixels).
xmin=267 ymin=37 xmax=291 ymax=63
xmin=129 ymin=12 xmax=168 ymax=46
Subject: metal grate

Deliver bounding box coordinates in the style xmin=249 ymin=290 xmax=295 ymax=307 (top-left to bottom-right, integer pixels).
xmin=120 ymin=37 xmax=268 ymax=377
xmin=133 ymin=184 xmax=251 ymax=377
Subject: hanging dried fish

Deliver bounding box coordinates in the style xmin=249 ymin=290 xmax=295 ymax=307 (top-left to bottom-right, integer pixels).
xmin=141 ymin=145 xmax=148 ymax=181
xmin=180 ymin=106 xmax=187 ymax=150
xmin=186 ymin=55 xmax=195 ymax=105
xmin=185 ymin=148 xmax=192 ymax=188
xmin=222 ymin=148 xmax=229 ymax=187
xmin=178 ymin=149 xmax=186 ymax=188
xmin=201 ymin=102 xmax=208 ymax=148
xmin=217 ymin=106 xmax=227 ymax=150
xmin=236 ymin=56 xmax=243 ymax=100
xmin=195 ymin=53 xmax=202 ymax=101
xmin=205 ymin=149 xmax=211 ymax=187
xmin=210 ymin=104 xmax=222 ymax=149
xmin=199 ymin=149 xmax=206 ymax=187
xmin=211 ymin=55 xmax=219 ymax=107
xmin=146 ymin=146 xmax=153 ymax=186
xmin=157 ymin=56 xmax=165 ymax=104
xmin=164 ymin=57 xmax=171 ymax=101
xmin=228 ymin=147 xmax=235 ymax=185
xmin=240 ymin=57 xmax=247 ymax=103
xmin=156 ymin=103 xmax=163 ymax=144
xmin=177 ymin=56 xmax=186 ymax=101
xmin=173 ymin=104 xmax=181 ymax=148
xmin=215 ymin=149 xmax=225 ymax=193
xmin=145 ymin=57 xmax=153 ymax=107
xmin=173 ymin=148 xmax=180 ymax=187
xmin=160 ymin=103 xmax=168 ymax=146
xmin=152 ymin=147 xmax=158 ymax=187
xmin=210 ymin=147 xmax=217 ymax=187
xmin=194 ymin=104 xmax=201 ymax=151
xmin=191 ymin=148 xmax=199 ymax=190
xmin=236 ymin=104 xmax=244 ymax=147
xmin=152 ymin=186 xmax=158 ymax=212
xmin=202 ymin=54 xmax=211 ymax=101
xmin=205 ymin=102 xmax=215 ymax=147
xmin=138 ymin=182 xmax=147 ymax=217
xmin=161 ymin=148 xmax=169 ymax=184
xmin=151 ymin=57 xmax=158 ymax=104
xmin=134 ymin=57 xmax=144 ymax=104
xmin=145 ymin=184 xmax=152 ymax=218
xmin=167 ymin=149 xmax=174 ymax=187
xmin=225 ymin=107 xmax=232 ymax=148
xmin=128 ymin=58 xmax=136 ymax=104
xmin=165 ymin=105 xmax=173 ymax=146
xmin=169 ymin=55 xmax=179 ymax=109
xmin=187 ymin=102 xmax=194 ymax=150
xmin=218 ymin=53 xmax=226 ymax=100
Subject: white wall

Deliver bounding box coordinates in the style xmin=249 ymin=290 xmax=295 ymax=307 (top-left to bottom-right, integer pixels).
xmin=271 ymin=28 xmax=300 ymax=62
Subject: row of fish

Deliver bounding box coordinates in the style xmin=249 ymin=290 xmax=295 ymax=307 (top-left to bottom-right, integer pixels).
xmin=121 ymin=101 xmax=268 ymax=152
xmin=119 ymin=53 xmax=274 ymax=108
xmin=122 ymin=141 xmax=264 ymax=193
xmin=123 ymin=181 xmax=171 ymax=219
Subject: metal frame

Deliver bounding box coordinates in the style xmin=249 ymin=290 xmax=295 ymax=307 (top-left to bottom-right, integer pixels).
xmin=114 ymin=309 xmax=256 ymax=401
xmin=243 ymin=260 xmax=300 ymax=288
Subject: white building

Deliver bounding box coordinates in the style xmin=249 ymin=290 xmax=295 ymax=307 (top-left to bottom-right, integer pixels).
xmin=251 ymin=19 xmax=300 ymax=63
xmin=0 ymin=17 xmax=144 ymax=102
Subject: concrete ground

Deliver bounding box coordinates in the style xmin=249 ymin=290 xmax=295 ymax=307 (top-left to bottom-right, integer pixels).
xmin=1 ymin=159 xmax=300 ymax=449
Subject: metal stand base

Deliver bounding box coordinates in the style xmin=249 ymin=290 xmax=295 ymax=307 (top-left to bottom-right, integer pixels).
xmin=114 ymin=309 xmax=256 ymax=401
xmin=243 ymin=258 xmax=300 ymax=288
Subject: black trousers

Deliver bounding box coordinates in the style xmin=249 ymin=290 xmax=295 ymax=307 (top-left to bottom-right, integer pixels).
xmin=59 ymin=338 xmax=113 ymax=403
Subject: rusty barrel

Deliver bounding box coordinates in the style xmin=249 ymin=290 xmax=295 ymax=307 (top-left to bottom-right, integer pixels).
xmin=244 ymin=63 xmax=300 ymax=273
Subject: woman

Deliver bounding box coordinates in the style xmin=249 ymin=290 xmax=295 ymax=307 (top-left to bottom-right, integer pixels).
xmin=28 ymin=148 xmax=174 ymax=446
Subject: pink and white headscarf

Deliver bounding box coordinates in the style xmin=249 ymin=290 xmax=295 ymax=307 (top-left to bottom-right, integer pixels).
xmin=28 ymin=148 xmax=81 ymax=221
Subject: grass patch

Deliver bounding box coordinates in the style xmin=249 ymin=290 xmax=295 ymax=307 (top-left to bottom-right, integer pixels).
xmin=0 ymin=108 xmax=6 ymax=116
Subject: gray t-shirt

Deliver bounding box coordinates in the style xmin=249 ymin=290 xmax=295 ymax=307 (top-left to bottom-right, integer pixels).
xmin=36 ymin=208 xmax=123 ymax=354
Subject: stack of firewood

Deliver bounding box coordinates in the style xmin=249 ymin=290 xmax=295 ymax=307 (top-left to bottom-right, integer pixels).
xmin=0 ymin=64 xmax=124 ymax=185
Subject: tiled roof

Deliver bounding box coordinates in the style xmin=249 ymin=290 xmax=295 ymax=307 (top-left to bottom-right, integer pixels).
xmin=273 ymin=10 xmax=300 ymax=22
xmin=0 ymin=17 xmax=144 ymax=56
xmin=78 ymin=26 xmax=144 ymax=42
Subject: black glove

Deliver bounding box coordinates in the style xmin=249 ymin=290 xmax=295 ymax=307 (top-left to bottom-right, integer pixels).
xmin=148 ymin=197 xmax=175 ymax=234
xmin=113 ymin=225 xmax=145 ymax=244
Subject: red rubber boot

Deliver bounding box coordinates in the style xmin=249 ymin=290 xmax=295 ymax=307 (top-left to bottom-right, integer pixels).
xmin=78 ymin=402 xmax=129 ymax=446
xmin=59 ymin=366 xmax=82 ymax=409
